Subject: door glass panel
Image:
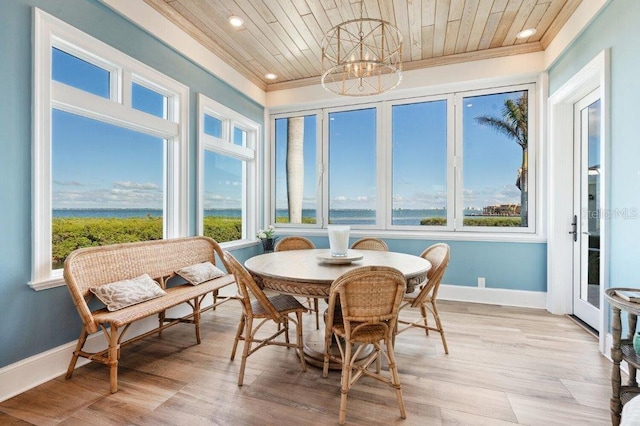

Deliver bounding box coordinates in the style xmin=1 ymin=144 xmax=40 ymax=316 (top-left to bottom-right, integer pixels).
xmin=584 ymin=99 xmax=601 ymax=308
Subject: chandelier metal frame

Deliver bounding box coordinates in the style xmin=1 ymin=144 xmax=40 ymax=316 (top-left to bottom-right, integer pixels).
xmin=321 ymin=4 xmax=403 ymax=97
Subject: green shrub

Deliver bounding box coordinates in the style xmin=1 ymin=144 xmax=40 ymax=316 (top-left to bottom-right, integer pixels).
xmin=52 ymin=217 xmax=163 ymax=269
xmin=420 ymin=216 xmax=521 ymax=227
xmin=420 ymin=217 xmax=447 ymax=226
xmin=275 ymin=216 xmax=317 ymax=224
xmin=52 ymin=216 xmax=243 ymax=269
xmin=203 ymin=216 xmax=242 ymax=242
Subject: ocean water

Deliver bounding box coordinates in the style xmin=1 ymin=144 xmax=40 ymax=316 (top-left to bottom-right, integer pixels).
xmin=52 ymin=208 xmax=470 ymax=226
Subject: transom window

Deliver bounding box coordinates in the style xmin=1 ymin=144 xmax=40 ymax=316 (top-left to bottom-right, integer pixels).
xmin=33 ymin=9 xmax=188 ymax=290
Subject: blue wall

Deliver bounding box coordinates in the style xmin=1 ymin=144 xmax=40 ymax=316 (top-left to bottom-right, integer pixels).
xmin=0 ymin=0 xmax=263 ymax=369
xmin=301 ymin=237 xmax=546 ymax=291
xmin=0 ymin=0 xmax=547 ymax=371
xmin=548 ymin=0 xmax=640 ymax=288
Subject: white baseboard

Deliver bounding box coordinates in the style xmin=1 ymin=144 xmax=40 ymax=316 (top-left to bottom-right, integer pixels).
xmin=0 ymin=286 xmax=544 ymax=403
xmin=438 ymin=283 xmax=547 ymax=309
xmin=0 ymin=292 xmax=226 ymax=403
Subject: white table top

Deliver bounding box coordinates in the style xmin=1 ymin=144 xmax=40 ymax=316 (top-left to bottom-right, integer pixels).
xmin=244 ymin=249 xmax=431 ymax=289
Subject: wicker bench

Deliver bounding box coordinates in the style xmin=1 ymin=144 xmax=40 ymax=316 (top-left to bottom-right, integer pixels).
xmin=63 ymin=236 xmax=236 ymax=393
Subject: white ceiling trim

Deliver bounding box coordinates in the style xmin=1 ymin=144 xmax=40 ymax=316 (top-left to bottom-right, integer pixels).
xmin=101 ymin=0 xmax=266 ymax=106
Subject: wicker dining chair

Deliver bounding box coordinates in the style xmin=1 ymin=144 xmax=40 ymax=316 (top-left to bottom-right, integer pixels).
xmin=274 ymin=236 xmax=320 ymax=330
xmin=349 ymin=237 xmax=388 ymax=251
xmin=223 ymin=252 xmax=307 ymax=386
xmin=396 ymin=243 xmax=451 ymax=354
xmin=323 ymin=266 xmax=407 ymax=425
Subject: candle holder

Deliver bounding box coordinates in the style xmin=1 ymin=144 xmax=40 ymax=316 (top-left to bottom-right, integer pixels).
xmin=328 ymin=225 xmax=350 ymax=257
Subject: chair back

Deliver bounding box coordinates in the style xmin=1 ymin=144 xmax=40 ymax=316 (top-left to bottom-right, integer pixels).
xmin=327 ymin=266 xmax=406 ymax=337
xmin=274 ymin=236 xmax=315 ymax=251
xmin=349 ymin=237 xmax=388 ymax=251
xmin=223 ymin=252 xmax=282 ymax=321
xmin=412 ymin=243 xmax=450 ymax=307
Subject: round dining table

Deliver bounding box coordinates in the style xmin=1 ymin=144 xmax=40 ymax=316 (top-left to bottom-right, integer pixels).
xmin=244 ymin=248 xmax=432 ymax=367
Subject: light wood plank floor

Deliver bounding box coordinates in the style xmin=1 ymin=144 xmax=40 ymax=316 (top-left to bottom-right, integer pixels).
xmin=0 ymin=300 xmax=613 ymax=425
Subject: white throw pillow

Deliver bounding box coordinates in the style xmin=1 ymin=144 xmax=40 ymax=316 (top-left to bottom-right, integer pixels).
xmin=176 ymin=261 xmax=225 ymax=285
xmin=90 ymin=274 xmax=166 ymax=311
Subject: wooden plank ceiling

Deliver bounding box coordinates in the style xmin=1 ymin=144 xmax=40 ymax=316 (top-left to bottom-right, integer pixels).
xmin=144 ymin=0 xmax=582 ymax=91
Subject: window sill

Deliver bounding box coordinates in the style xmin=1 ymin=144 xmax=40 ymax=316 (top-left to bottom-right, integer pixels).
xmin=276 ymin=228 xmax=547 ymax=244
xmin=29 ymin=276 xmax=66 ymax=291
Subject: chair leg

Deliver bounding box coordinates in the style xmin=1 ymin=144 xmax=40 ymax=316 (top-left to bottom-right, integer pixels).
xmin=339 ymin=339 xmax=352 ymax=425
xmin=66 ymin=326 xmax=89 ymax=379
xmin=238 ymin=317 xmax=253 ymax=386
xmin=431 ymin=301 xmax=449 ymax=354
xmin=284 ymin=317 xmax=290 ymax=344
xmin=323 ymin=330 xmax=332 ymax=378
xmin=193 ymin=297 xmax=202 ymax=344
xmin=420 ymin=304 xmax=430 ymax=336
xmin=314 ymin=298 xmax=320 ymax=330
xmin=231 ymin=315 xmax=245 ymax=361
xmin=108 ymin=324 xmax=120 ymax=393
xmin=385 ymin=335 xmax=406 ymax=419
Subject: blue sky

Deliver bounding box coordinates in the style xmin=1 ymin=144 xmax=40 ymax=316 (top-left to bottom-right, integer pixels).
xmin=52 ymin=47 xmax=526 ymax=212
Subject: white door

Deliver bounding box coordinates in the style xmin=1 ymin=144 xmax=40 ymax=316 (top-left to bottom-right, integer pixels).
xmin=572 ymin=89 xmax=602 ymax=331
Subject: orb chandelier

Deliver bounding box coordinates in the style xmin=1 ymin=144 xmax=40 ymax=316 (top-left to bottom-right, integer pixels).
xmin=321 ymin=1 xmax=403 ymax=97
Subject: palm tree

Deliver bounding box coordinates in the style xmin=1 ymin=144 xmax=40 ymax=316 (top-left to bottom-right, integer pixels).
xmin=286 ymin=117 xmax=304 ymax=223
xmin=475 ymin=92 xmax=528 ymax=227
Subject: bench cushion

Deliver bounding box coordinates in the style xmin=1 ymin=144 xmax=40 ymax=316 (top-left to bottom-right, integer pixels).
xmin=92 ymin=274 xmax=235 ymax=328
xmin=90 ymin=274 xmax=166 ymax=311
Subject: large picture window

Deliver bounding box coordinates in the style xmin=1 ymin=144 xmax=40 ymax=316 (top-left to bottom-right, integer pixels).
xmin=328 ymin=108 xmax=377 ymax=225
xmin=274 ymin=114 xmax=319 ymax=225
xmin=269 ymin=83 xmax=535 ymax=235
xmin=33 ymin=9 xmax=188 ymax=290
xmin=391 ymin=98 xmax=450 ymax=228
xmin=198 ymin=94 xmax=259 ymax=244
xmin=458 ymin=87 xmax=534 ymax=230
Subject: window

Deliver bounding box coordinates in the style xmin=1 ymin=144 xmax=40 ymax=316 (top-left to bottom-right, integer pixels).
xmin=33 ymin=9 xmax=188 ymax=290
xmin=457 ymin=87 xmax=534 ymax=231
xmin=391 ymin=98 xmax=450 ymax=228
xmin=273 ymin=113 xmax=319 ymax=225
xmin=328 ymin=108 xmax=377 ymax=225
xmin=269 ymin=84 xmax=535 ymax=235
xmin=198 ymin=94 xmax=259 ymax=244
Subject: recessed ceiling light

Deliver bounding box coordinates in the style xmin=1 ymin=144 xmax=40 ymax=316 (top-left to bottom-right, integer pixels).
xmin=264 ymin=73 xmax=278 ymax=80
xmin=228 ymin=16 xmax=244 ymax=28
xmin=516 ymin=28 xmax=537 ymax=39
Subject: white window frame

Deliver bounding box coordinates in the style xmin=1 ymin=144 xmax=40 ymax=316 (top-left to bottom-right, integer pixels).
xmin=385 ymin=94 xmax=456 ymax=231
xmin=323 ymin=104 xmax=383 ymax=229
xmin=268 ymin=81 xmax=538 ymax=240
xmin=454 ymin=84 xmax=537 ymax=233
xmin=31 ymin=9 xmax=189 ymax=290
xmin=270 ymin=110 xmax=324 ymax=229
xmin=197 ymin=94 xmax=260 ymax=245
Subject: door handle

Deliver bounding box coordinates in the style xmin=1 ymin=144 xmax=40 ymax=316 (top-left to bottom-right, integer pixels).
xmin=569 ymin=215 xmax=577 ymax=242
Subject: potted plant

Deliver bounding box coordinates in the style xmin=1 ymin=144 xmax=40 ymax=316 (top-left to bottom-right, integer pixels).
xmin=257 ymin=225 xmax=278 ymax=253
